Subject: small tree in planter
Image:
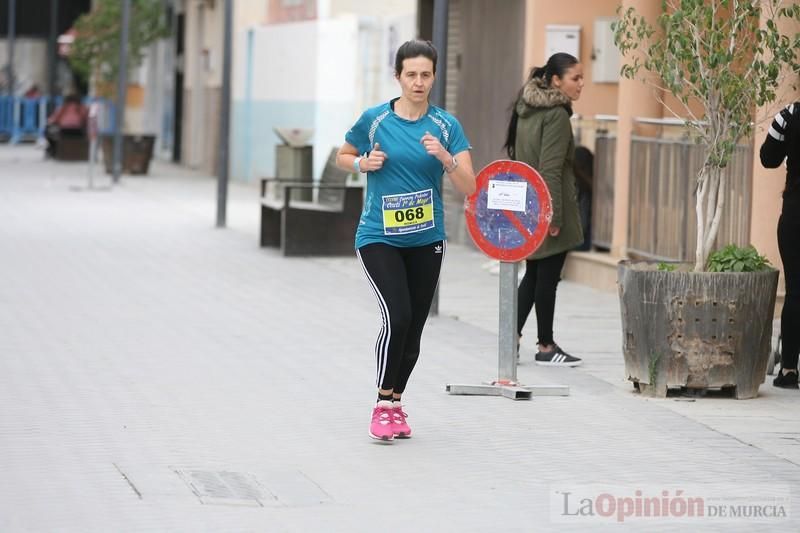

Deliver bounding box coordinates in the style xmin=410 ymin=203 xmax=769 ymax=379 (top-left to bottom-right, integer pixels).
xmin=69 ymin=0 xmax=169 ymax=174
xmin=69 ymin=0 xmax=169 ymax=87
xmin=612 ymin=0 xmax=800 ymax=398
xmin=615 ymin=0 xmax=800 ymax=271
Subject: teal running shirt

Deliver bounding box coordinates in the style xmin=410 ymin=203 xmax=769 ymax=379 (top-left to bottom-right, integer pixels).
xmin=345 ymin=98 xmax=471 ymax=249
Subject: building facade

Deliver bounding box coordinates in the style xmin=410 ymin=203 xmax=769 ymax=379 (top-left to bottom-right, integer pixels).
xmin=420 ymin=0 xmax=797 ymax=304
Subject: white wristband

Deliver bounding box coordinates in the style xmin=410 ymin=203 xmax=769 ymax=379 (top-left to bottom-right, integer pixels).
xmin=353 ymin=156 xmax=363 ymax=173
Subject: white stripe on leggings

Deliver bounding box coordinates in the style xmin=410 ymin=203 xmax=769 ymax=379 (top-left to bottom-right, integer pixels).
xmin=356 ymin=249 xmax=392 ymax=388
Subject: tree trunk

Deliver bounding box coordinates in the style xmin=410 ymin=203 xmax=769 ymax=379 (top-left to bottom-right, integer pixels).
xmin=703 ymin=171 xmax=726 ymax=265
xmin=694 ymin=165 xmax=726 ymax=271
xmin=694 ymin=168 xmax=708 ymax=271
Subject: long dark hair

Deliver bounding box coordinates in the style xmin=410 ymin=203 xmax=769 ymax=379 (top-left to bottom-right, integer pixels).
xmin=503 ymin=52 xmax=579 ymax=158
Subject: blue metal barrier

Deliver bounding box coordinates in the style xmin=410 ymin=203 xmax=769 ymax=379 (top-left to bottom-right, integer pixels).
xmin=0 ymin=96 xmax=14 ymax=140
xmin=0 ymin=96 xmax=117 ymax=143
xmin=14 ymin=97 xmax=47 ymax=142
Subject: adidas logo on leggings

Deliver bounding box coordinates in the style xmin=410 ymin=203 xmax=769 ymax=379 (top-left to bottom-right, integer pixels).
xmin=434 ymin=244 xmax=443 ymax=254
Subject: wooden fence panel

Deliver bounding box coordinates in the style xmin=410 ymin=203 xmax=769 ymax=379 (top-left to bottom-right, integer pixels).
xmin=627 ymin=137 xmax=752 ymax=262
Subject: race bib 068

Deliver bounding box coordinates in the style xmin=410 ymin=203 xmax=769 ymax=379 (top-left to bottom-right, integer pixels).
xmin=382 ymin=189 xmax=435 ymax=235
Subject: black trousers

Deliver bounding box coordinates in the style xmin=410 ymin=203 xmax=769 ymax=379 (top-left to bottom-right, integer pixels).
xmin=778 ymin=213 xmax=800 ymax=369
xmin=517 ymin=251 xmax=568 ymax=346
xmin=357 ymin=240 xmax=444 ymax=393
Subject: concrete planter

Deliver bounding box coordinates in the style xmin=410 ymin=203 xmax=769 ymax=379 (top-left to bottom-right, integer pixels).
xmin=101 ymin=134 xmax=156 ymax=175
xmin=618 ymin=260 xmax=779 ymax=399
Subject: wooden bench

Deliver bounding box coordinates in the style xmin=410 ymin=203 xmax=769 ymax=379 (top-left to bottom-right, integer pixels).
xmin=54 ymin=135 xmax=90 ymax=161
xmin=260 ymin=148 xmax=364 ymax=256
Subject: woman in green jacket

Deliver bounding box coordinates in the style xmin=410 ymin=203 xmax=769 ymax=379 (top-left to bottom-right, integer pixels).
xmin=504 ymin=52 xmax=584 ymax=366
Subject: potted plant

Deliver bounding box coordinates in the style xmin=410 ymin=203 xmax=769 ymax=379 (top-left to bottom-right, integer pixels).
xmin=69 ymin=0 xmax=169 ymax=174
xmin=613 ymin=0 xmax=800 ymax=398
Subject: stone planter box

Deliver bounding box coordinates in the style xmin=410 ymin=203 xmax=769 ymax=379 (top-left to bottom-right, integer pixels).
xmin=618 ymin=260 xmax=779 ymax=399
xmin=101 ymin=134 xmax=156 ymax=175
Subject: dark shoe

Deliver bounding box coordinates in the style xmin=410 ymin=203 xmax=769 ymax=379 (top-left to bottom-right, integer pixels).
xmin=773 ymin=369 xmax=799 ymax=389
xmin=535 ymin=345 xmax=582 ymax=367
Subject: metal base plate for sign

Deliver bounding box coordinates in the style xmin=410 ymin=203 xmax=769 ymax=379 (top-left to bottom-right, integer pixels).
xmin=446 ymin=382 xmax=570 ymax=400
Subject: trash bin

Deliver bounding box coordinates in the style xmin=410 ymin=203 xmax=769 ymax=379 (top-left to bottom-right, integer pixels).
xmin=126 ymin=135 xmax=155 ymax=174
xmin=274 ymin=127 xmax=313 ymax=201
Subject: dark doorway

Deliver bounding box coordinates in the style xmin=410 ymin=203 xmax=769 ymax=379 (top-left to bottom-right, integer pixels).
xmin=0 ymin=0 xmax=91 ymax=37
xmin=456 ymin=0 xmax=525 ymax=170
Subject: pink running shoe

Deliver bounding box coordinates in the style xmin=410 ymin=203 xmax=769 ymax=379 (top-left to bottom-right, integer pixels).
xmin=369 ymin=401 xmax=395 ymax=441
xmin=391 ymin=404 xmax=412 ymax=438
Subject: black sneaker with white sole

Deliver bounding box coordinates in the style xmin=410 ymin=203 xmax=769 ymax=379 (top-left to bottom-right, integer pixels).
xmin=535 ymin=345 xmax=582 ymax=367
xmin=773 ymin=369 xmax=799 ymax=389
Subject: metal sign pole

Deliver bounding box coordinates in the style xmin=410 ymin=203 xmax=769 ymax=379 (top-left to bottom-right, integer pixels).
xmin=48 ymin=0 xmax=58 ymax=99
xmin=446 ymin=260 xmax=568 ymax=400
xmin=70 ymin=100 xmax=111 ymax=193
xmin=498 ymin=261 xmax=519 ymax=382
xmin=7 ymin=0 xmax=16 ymax=97
xmin=88 ymin=101 xmax=98 ymax=189
xmin=216 ymin=0 xmax=233 ymax=228
xmin=112 ymin=0 xmax=131 ymax=184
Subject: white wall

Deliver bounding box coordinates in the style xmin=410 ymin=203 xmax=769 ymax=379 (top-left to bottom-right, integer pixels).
xmin=235 ymin=20 xmax=320 ymax=101
xmin=231 ymin=3 xmax=416 ymax=180
xmin=328 ymin=0 xmax=416 ymax=18
xmin=0 ymin=38 xmax=49 ymax=94
xmin=139 ymin=37 xmax=176 ymax=156
xmin=314 ymin=15 xmax=360 ymax=173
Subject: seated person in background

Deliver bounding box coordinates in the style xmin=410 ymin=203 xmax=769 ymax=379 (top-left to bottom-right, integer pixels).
xmin=45 ymin=94 xmax=88 ymax=158
xmin=24 ymin=84 xmax=42 ymax=99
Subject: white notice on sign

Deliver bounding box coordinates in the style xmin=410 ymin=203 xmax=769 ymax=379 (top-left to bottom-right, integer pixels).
xmin=487 ymin=180 xmax=527 ymax=212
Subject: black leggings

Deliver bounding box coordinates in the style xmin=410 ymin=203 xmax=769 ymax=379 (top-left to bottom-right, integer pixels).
xmin=357 ymin=241 xmax=444 ymax=393
xmin=517 ymin=252 xmax=568 ymax=346
xmin=779 ymin=214 xmax=800 ymax=370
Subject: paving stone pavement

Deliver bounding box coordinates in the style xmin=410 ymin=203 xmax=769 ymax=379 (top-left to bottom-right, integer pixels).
xmin=0 ymin=145 xmax=798 ymax=532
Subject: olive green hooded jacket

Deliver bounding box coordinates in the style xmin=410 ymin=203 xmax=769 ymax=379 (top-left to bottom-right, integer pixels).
xmin=514 ymin=77 xmax=584 ymax=260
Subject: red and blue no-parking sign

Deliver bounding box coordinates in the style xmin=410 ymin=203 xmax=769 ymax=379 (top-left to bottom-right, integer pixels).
xmin=465 ymin=160 xmax=552 ymax=262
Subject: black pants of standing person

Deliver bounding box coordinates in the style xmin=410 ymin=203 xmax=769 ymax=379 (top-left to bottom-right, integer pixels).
xmin=517 ymin=251 xmax=568 ymax=345
xmin=779 ymin=213 xmax=800 ymax=370
xmin=356 ymin=241 xmax=445 ymax=393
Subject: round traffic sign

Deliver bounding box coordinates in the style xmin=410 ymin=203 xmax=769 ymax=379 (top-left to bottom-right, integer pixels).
xmin=464 ymin=160 xmax=552 ymax=262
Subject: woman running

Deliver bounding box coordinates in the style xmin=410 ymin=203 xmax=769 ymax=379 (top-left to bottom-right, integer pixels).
xmin=337 ymin=40 xmax=476 ymax=441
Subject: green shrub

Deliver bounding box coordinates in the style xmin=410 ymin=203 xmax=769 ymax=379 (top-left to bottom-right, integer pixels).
xmin=706 ymin=244 xmax=771 ymax=273
xmin=70 ymin=0 xmax=169 ymax=83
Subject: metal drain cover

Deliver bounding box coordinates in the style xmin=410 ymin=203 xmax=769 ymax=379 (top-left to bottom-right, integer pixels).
xmin=177 ymin=470 xmax=270 ymax=507
xmin=176 ymin=469 xmax=330 ymax=507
